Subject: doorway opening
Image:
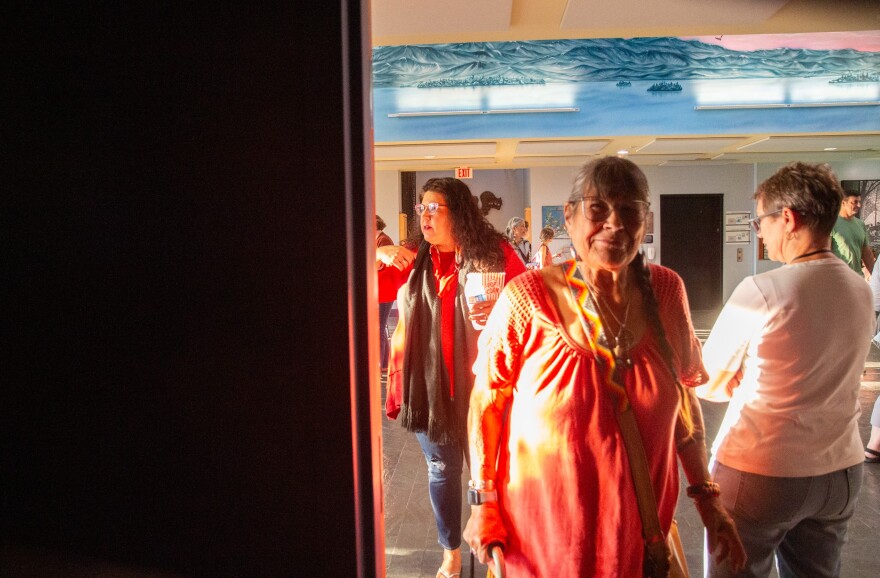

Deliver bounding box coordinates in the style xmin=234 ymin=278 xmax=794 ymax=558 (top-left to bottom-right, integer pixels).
xmin=659 ymin=194 xmax=724 ymax=315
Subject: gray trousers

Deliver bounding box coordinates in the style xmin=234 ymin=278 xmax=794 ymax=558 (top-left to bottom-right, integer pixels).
xmin=872 ymin=395 xmax=880 ymax=428
xmin=707 ymin=461 xmax=863 ymax=578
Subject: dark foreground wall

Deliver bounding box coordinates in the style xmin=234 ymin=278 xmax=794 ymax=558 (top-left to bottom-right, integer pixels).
xmin=3 ymin=3 xmax=378 ymax=576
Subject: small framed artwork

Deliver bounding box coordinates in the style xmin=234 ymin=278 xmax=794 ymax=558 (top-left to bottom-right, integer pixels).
xmin=645 ymin=211 xmax=654 ymax=234
xmin=725 ymin=230 xmax=750 ymax=244
xmin=542 ymin=205 xmax=569 ymax=239
xmin=725 ymin=212 xmax=751 ymax=226
xmin=643 ymin=234 xmax=654 ymax=244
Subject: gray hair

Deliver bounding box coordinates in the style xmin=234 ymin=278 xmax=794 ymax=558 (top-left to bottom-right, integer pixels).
xmin=755 ymin=162 xmax=843 ymax=237
xmin=505 ymin=217 xmax=525 ymax=240
xmin=568 ymin=156 xmax=649 ymax=206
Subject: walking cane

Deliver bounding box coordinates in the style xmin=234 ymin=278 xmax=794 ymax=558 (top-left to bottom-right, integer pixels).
xmin=469 ymin=544 xmax=506 ymax=578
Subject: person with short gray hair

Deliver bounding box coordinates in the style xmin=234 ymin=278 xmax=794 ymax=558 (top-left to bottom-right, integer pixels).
xmin=700 ymin=162 xmax=872 ymax=578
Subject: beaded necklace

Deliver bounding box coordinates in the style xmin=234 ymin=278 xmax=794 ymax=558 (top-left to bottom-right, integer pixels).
xmin=581 ymin=268 xmax=634 ymax=367
xmin=563 ymin=260 xmax=629 ymax=411
xmin=788 ymin=248 xmax=832 ymax=264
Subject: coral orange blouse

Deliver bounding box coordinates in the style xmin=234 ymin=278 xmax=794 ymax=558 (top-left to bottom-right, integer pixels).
xmin=472 ymin=264 xmax=706 ymax=577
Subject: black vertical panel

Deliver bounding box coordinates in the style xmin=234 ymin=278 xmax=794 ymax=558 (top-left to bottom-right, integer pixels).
xmin=400 ymin=171 xmax=418 ymax=241
xmin=344 ymin=1 xmax=384 ymax=575
xmin=659 ymin=195 xmax=724 ymax=312
xmin=3 ymin=3 xmax=371 ymax=576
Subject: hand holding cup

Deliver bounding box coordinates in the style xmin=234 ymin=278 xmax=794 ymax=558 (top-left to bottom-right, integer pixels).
xmin=464 ymin=272 xmax=505 ymax=329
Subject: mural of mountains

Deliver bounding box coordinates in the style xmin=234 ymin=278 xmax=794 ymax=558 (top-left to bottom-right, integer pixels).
xmin=372 ymin=36 xmax=880 ymax=87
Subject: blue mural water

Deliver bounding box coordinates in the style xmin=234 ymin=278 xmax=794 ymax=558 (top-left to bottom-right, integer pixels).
xmin=371 ymin=36 xmax=880 ymax=142
xmin=373 ymin=37 xmax=880 ymax=86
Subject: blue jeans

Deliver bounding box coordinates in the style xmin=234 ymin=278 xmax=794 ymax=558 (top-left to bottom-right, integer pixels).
xmin=415 ymin=432 xmax=465 ymax=550
xmin=378 ymin=301 xmax=393 ymax=370
xmin=708 ymin=461 xmax=863 ymax=578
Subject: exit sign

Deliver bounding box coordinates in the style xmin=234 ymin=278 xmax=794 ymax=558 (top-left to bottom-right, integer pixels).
xmin=456 ymin=167 xmax=473 ymax=179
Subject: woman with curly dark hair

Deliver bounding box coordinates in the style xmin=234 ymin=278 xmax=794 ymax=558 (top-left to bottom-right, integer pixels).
xmin=377 ymin=177 xmax=526 ymax=578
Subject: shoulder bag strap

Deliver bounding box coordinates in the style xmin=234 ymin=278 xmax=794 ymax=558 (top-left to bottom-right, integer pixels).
xmin=563 ymin=262 xmax=669 ymax=573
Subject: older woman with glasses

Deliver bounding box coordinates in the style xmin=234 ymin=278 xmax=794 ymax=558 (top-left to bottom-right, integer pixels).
xmin=463 ymin=157 xmax=744 ymax=577
xmin=376 ymin=177 xmax=527 ymax=578
xmin=698 ymin=162 xmax=872 ymax=578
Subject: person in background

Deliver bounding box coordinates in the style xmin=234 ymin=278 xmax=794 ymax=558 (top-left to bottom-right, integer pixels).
xmin=535 ymin=225 xmax=556 ymax=269
xmin=505 ymin=217 xmax=531 ymax=265
xmin=376 ymin=177 xmax=527 ymax=578
xmin=463 ymin=157 xmax=744 ymax=577
xmin=699 ymin=162 xmax=871 ymax=578
xmin=871 ymin=257 xmax=880 ymax=317
xmin=865 ymin=258 xmax=880 ymax=465
xmin=376 ymin=215 xmax=395 ymax=376
xmin=831 ymin=190 xmax=875 ymax=278
xmin=865 ymin=397 xmax=880 ymax=464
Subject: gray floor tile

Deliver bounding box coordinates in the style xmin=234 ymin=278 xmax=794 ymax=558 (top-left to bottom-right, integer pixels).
xmin=381 ymin=312 xmax=880 ymax=577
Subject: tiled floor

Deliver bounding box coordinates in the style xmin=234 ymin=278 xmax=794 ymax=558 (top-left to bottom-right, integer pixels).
xmin=381 ymin=310 xmax=880 ymax=578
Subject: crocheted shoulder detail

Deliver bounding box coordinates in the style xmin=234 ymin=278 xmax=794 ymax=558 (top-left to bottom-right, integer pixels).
xmin=648 ymin=264 xmax=687 ymax=311
xmin=501 ymin=269 xmax=550 ymax=341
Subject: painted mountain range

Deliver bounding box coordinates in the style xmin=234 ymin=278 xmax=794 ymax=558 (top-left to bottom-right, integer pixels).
xmin=372 ymin=36 xmax=880 ymax=87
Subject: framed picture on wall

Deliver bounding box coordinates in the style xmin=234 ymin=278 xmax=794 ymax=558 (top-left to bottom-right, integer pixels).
xmin=542 ymin=205 xmax=569 ymax=239
xmin=843 ymin=179 xmax=880 ymax=255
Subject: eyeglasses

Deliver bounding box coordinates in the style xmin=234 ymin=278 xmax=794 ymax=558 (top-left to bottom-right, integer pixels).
xmin=580 ymin=196 xmax=650 ymax=224
xmin=748 ymin=209 xmax=782 ymax=233
xmin=414 ymin=202 xmax=447 ymax=216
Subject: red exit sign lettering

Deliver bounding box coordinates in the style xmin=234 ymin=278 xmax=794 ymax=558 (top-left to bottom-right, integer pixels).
xmin=456 ymin=167 xmax=473 ymax=179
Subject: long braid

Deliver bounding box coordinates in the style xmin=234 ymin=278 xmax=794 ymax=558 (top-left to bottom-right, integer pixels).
xmin=630 ymin=252 xmax=695 ymax=435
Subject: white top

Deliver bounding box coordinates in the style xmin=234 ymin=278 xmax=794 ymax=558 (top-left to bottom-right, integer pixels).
xmin=870 ymin=258 xmax=880 ymax=311
xmin=700 ymin=257 xmax=872 ymax=477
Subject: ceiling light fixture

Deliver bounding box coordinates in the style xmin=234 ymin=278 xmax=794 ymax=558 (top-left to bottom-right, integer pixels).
xmin=695 ymin=101 xmax=880 ymax=110
xmin=823 ymin=147 xmax=838 ymax=151
xmin=617 ymin=149 xmax=629 ymax=155
xmin=388 ymin=107 xmax=580 ymax=118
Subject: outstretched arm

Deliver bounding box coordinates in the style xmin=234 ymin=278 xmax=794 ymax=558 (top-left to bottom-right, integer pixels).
xmin=462 ymin=384 xmax=512 ymax=565
xmin=376 ymin=244 xmax=416 ymax=270
xmin=468 ymin=385 xmax=510 ymax=482
xmin=696 ymin=367 xmax=743 ymax=402
xmin=676 ymin=389 xmax=746 ymax=573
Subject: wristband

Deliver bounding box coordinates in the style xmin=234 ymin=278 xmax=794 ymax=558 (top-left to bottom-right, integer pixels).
xmin=686 ymin=481 xmax=720 ymax=500
xmin=467 ymin=479 xmax=498 ymax=505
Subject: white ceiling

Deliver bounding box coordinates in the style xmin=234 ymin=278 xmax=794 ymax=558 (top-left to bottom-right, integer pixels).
xmin=370 ymin=0 xmax=880 ymax=170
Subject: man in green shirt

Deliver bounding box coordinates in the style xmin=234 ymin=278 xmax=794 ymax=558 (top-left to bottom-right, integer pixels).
xmin=831 ymin=192 xmax=875 ymax=277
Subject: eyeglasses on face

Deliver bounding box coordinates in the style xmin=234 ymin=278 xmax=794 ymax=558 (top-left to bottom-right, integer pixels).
xmin=414 ymin=202 xmax=447 ymax=216
xmin=580 ymin=196 xmax=650 ymax=224
xmin=748 ymin=208 xmax=783 ymax=233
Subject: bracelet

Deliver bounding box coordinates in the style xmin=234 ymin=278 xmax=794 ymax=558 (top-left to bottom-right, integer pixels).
xmin=469 ymin=479 xmax=495 ymax=491
xmin=686 ymin=481 xmax=720 ymax=500
xmin=467 ymin=479 xmax=498 ymax=505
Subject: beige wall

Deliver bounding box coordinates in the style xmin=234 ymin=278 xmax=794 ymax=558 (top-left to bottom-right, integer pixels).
xmin=375 ymin=170 xmax=401 ymax=244
xmin=377 ymin=159 xmax=880 ymax=301
xmin=530 ymin=163 xmax=757 ymax=301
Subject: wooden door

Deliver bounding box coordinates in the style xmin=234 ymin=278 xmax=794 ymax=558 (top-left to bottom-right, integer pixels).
xmin=659 ymin=195 xmax=724 ymax=312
